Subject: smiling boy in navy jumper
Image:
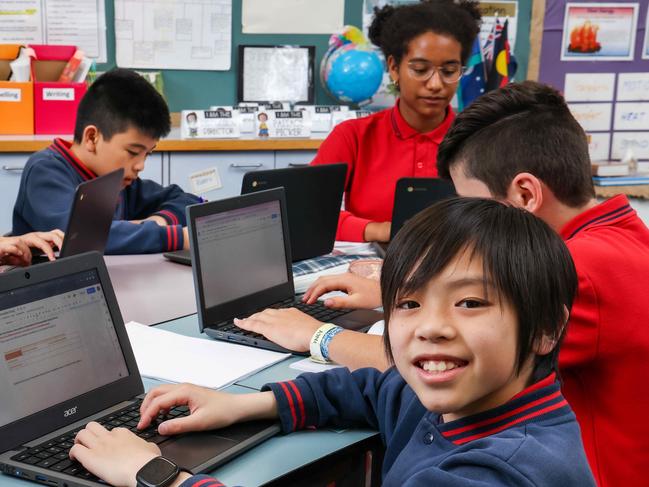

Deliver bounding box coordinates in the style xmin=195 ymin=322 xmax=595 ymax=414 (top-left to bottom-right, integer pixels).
xmin=12 ymin=68 xmax=200 ymax=254
xmin=66 ymin=197 xmax=595 ymax=487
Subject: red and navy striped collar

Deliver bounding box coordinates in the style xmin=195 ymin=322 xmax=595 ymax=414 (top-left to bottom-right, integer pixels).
xmin=438 ymin=373 xmax=571 ymax=445
xmin=560 ymin=195 xmax=635 ymax=241
xmin=49 ymin=138 xmax=98 ymax=181
xmin=389 ymin=99 xmax=455 ymax=143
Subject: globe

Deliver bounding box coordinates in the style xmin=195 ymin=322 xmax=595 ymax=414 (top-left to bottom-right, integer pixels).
xmin=321 ymin=44 xmax=384 ymax=104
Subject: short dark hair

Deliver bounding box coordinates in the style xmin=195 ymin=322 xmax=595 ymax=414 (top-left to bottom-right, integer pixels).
xmin=381 ymin=197 xmax=577 ymax=380
xmin=368 ymin=0 xmax=481 ymax=65
xmin=73 ymin=68 xmax=171 ymax=143
xmin=437 ymin=81 xmax=595 ymax=207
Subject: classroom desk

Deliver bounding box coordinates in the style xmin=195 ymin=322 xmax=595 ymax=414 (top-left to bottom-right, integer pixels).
xmin=0 ymin=314 xmax=382 ymax=487
xmin=104 ymin=254 xmax=197 ymax=326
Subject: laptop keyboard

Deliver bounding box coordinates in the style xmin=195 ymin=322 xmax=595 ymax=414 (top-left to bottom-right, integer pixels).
xmin=216 ymin=298 xmax=350 ymax=340
xmin=10 ymin=399 xmax=189 ymax=482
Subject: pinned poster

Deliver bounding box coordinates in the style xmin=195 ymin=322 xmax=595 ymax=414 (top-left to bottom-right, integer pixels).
xmin=561 ymin=3 xmax=638 ymax=61
xmin=564 ymin=73 xmax=615 ymax=102
xmin=617 ymin=73 xmax=649 ymax=101
xmin=614 ymin=103 xmax=649 ymax=131
xmin=568 ymin=103 xmax=612 ymax=131
xmin=587 ymin=132 xmax=611 ymax=161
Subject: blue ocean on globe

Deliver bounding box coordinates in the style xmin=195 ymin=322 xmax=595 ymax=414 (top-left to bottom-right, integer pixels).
xmin=323 ymin=47 xmax=384 ymax=104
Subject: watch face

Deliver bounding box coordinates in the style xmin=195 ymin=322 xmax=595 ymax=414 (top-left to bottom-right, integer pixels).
xmin=137 ymin=457 xmax=179 ymax=487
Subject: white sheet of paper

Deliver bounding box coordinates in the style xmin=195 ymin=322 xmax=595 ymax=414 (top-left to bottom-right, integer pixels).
xmin=564 ymin=73 xmax=615 ymax=102
xmin=0 ymin=0 xmax=107 ymax=62
xmin=612 ymin=132 xmax=649 ymax=159
xmin=587 ymin=132 xmax=611 ymax=161
xmin=569 ymin=103 xmax=612 ymax=131
xmin=617 ymin=73 xmax=649 ymax=101
xmin=242 ymin=0 xmax=344 ymax=34
xmin=125 ymin=321 xmax=290 ymax=389
xmin=614 ymin=103 xmax=649 ymax=131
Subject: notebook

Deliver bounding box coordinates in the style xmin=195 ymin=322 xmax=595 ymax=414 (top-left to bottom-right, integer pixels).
xmin=31 ymin=168 xmax=124 ymax=263
xmin=187 ymin=188 xmax=383 ymax=354
xmin=374 ymin=177 xmax=457 ymax=257
xmin=0 ymin=252 xmax=279 ymax=487
xmin=241 ymin=164 xmax=347 ymax=261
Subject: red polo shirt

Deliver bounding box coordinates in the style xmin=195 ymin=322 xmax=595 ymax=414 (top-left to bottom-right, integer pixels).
xmin=311 ymin=102 xmax=454 ymax=241
xmin=560 ymin=195 xmax=649 ymax=487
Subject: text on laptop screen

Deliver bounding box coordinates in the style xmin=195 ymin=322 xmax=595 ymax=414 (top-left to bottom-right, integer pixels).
xmin=0 ymin=270 xmax=129 ymax=428
xmin=196 ymin=200 xmax=288 ymax=309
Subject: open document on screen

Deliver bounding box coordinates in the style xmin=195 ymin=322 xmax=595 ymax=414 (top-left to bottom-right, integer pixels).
xmin=0 ymin=270 xmax=129 ymax=428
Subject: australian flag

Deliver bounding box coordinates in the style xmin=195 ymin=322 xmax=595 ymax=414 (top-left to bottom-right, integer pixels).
xmin=457 ymin=36 xmax=486 ymax=110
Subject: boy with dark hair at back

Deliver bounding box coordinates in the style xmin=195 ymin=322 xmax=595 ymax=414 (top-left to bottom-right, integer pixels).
xmin=12 ymin=68 xmax=200 ymax=254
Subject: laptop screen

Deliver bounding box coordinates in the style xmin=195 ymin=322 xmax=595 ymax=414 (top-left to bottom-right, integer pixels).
xmin=0 ymin=270 xmax=129 ymax=428
xmin=195 ymin=199 xmax=289 ymax=309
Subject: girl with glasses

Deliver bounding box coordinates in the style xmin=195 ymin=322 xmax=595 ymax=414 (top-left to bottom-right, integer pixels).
xmin=311 ymin=0 xmax=481 ymax=242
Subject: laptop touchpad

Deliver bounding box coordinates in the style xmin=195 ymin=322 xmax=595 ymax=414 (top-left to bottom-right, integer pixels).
xmin=160 ymin=433 xmax=237 ymax=470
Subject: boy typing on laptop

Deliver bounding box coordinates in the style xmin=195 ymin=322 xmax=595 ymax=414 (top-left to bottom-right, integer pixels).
xmin=12 ymin=69 xmax=201 ymax=254
xmin=0 ymin=230 xmax=63 ymax=267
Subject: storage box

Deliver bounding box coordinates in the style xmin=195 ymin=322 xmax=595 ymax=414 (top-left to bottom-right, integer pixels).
xmin=0 ymin=44 xmax=34 ymax=135
xmin=30 ymin=45 xmax=87 ymax=135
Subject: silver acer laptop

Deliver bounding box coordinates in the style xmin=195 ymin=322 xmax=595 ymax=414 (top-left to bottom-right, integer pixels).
xmin=0 ymin=252 xmax=278 ymax=487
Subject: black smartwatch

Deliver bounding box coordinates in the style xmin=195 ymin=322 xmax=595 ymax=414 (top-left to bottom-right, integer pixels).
xmin=136 ymin=456 xmax=181 ymax=487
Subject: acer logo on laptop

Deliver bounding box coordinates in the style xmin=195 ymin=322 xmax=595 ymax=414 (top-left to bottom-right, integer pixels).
xmin=63 ymin=406 xmax=78 ymax=418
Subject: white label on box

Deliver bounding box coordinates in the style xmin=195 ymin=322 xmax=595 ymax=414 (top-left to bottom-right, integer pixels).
xmin=614 ymin=103 xmax=649 ymax=131
xmin=43 ymin=88 xmax=75 ymax=101
xmin=189 ymin=167 xmax=222 ymax=194
xmin=568 ymin=103 xmax=612 ymax=131
xmin=0 ymin=88 xmax=21 ymax=102
xmin=612 ymin=132 xmax=649 ymax=159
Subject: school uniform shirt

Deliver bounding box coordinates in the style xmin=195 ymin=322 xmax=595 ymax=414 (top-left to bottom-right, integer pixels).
xmin=310 ymin=101 xmax=454 ymax=242
xmin=559 ymin=195 xmax=649 ymax=487
xmin=12 ymin=139 xmax=200 ymax=254
xmin=179 ymin=369 xmax=595 ymax=487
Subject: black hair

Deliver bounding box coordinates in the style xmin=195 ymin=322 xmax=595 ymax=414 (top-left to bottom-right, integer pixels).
xmin=368 ymin=0 xmax=481 ymax=65
xmin=437 ymin=81 xmax=595 ymax=207
xmin=73 ymin=68 xmax=170 ymax=143
xmin=381 ymin=197 xmax=577 ymax=381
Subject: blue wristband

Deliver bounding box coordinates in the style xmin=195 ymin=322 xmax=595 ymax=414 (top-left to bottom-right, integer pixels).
xmin=320 ymin=325 xmax=344 ymax=361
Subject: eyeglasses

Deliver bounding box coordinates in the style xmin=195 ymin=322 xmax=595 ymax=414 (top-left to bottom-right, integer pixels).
xmin=406 ymin=62 xmax=466 ymax=84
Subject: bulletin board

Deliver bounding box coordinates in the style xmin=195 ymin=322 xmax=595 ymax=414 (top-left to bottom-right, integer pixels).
xmin=532 ymin=0 xmax=649 ymax=161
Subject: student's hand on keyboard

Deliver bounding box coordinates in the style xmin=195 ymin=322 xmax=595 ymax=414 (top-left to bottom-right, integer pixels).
xmin=138 ymin=383 xmax=277 ymax=435
xmin=0 ymin=230 xmax=64 ymax=266
xmin=70 ymin=421 xmax=161 ymax=487
xmin=234 ymin=308 xmax=322 ymax=352
xmin=303 ymin=273 xmax=382 ymax=310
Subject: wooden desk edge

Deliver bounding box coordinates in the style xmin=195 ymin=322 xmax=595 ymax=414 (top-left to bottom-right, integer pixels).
xmin=0 ymin=138 xmax=324 ymax=153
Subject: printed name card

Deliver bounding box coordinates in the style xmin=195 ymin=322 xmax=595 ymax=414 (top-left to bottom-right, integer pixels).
xmin=181 ymin=109 xmax=241 ymax=139
xmin=617 ymin=73 xmax=649 ymax=101
xmin=612 ymin=132 xmax=649 ymax=159
xmin=568 ymin=103 xmax=612 ymax=131
xmin=564 ymin=73 xmax=615 ymax=102
xmin=614 ymin=103 xmax=649 ymax=131
xmin=299 ymin=105 xmax=349 ymax=132
xmin=332 ymin=110 xmax=372 ymax=128
xmin=233 ymin=105 xmax=259 ymax=133
xmin=256 ymin=110 xmax=311 ymax=138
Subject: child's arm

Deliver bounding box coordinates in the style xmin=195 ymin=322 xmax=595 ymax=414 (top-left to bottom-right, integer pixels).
xmin=104 ymin=220 xmax=185 ymax=254
xmin=127 ymin=179 xmax=201 ymax=226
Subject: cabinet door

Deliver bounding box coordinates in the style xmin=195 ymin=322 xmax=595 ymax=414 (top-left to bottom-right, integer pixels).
xmin=0 ymin=154 xmax=29 ymax=232
xmin=274 ymin=150 xmax=317 ymax=169
xmin=140 ymin=152 xmax=163 ymax=185
xmin=169 ymin=151 xmax=274 ymax=200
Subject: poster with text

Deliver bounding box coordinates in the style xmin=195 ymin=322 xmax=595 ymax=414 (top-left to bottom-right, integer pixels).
xmin=561 ymin=3 xmax=638 ymax=61
xmin=643 ymin=9 xmax=649 ymax=59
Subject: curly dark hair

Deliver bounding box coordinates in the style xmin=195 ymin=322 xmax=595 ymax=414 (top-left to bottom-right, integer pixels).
xmin=368 ymin=0 xmax=481 ymax=65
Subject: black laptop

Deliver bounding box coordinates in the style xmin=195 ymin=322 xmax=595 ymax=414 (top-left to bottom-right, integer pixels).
xmin=187 ymin=188 xmax=382 ymax=354
xmin=32 ymin=168 xmax=124 ymax=263
xmin=0 ymin=252 xmax=279 ymax=487
xmin=241 ymin=164 xmax=346 ymax=261
xmin=374 ymin=177 xmax=456 ymax=257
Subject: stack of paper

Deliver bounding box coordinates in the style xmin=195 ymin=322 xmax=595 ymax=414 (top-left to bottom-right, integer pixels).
xmin=125 ymin=322 xmax=290 ymax=389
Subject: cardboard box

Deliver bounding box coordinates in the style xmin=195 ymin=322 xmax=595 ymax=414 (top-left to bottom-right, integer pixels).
xmin=0 ymin=44 xmax=34 ymax=135
xmin=30 ymin=45 xmax=87 ymax=135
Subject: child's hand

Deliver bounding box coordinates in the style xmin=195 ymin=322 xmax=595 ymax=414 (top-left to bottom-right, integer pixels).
xmin=234 ymin=308 xmax=322 ymax=352
xmin=303 ymin=273 xmax=382 ymax=309
xmin=70 ymin=422 xmax=162 ymax=487
xmin=0 ymin=230 xmax=64 ymax=266
xmin=138 ymin=384 xmax=277 ymax=435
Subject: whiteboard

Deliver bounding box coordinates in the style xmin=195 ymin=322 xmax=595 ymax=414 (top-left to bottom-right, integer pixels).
xmin=115 ymin=0 xmax=232 ymax=71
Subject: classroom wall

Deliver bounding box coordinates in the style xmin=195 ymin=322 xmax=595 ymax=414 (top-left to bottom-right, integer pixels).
xmin=98 ymin=0 xmax=531 ymax=112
